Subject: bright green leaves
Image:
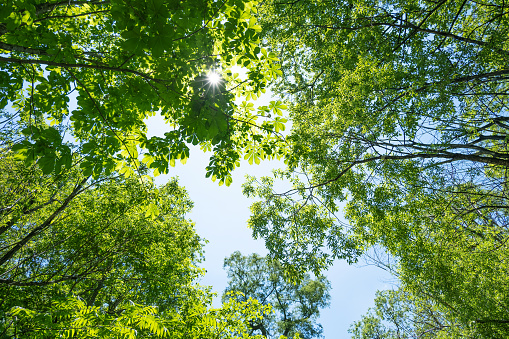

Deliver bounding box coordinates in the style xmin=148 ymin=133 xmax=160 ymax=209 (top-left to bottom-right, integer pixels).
xmin=244 ymin=141 xmax=263 ymax=165
xmin=7 ymin=295 xmax=274 ymax=338
xmin=242 ymin=173 xmax=361 ymax=277
xmin=348 ymin=289 xmax=474 ymax=338
xmin=251 ymin=0 xmax=509 ymax=268
xmin=145 ymin=202 xmax=160 ymax=219
xmin=248 ymin=1 xmax=509 ymax=336
xmin=200 ymin=294 xmax=272 ymax=339
xmin=273 ymin=117 xmax=286 ymax=132
xmin=12 ymin=126 xmax=72 ymax=174
xmin=8 ymin=297 xmax=171 ymax=339
xmin=205 ymin=149 xmax=238 ymax=186
xmin=0 ymin=156 xmax=215 ymax=337
xmin=4 ymin=0 xmax=285 ymax=183
xmin=232 ymin=99 xmax=288 ymax=169
xmin=268 ymin=100 xmax=287 ymax=116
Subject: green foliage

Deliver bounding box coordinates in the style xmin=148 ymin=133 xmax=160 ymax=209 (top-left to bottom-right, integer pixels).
xmin=243 ymin=172 xmax=361 ymax=278
xmin=372 ymin=186 xmax=509 ymax=338
xmin=243 ymin=0 xmax=509 ymax=337
xmin=0 ymin=143 xmax=273 ymax=338
xmin=6 ymin=294 xmax=272 ymax=338
xmin=8 ymin=297 xmax=171 ymax=338
xmin=349 ymin=289 xmax=476 ymax=338
xmin=223 ymin=251 xmax=330 ymax=339
xmin=0 ymin=0 xmax=287 ymax=184
xmin=0 ymin=146 xmax=202 ymax=335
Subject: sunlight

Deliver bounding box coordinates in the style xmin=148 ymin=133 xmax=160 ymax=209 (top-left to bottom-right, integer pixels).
xmin=207 ymin=71 xmax=221 ymax=85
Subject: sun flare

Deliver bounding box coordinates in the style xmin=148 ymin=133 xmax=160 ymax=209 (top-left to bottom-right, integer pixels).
xmin=207 ymin=71 xmax=221 ymax=85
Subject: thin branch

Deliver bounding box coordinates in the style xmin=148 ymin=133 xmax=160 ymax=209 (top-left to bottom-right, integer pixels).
xmin=0 ymin=176 xmax=89 ymax=267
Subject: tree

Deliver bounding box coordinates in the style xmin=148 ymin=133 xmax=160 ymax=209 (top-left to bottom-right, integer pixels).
xmin=0 ymin=143 xmax=275 ymax=338
xmin=349 ymin=289 xmax=475 ymax=338
xmin=247 ymin=0 xmax=509 ymax=268
xmin=1 ymin=153 xmax=198 ymax=305
xmin=223 ymin=251 xmax=331 ymax=339
xmin=242 ymin=0 xmax=509 ymax=336
xmin=1 ymin=0 xmax=287 ymax=185
xmin=0 ymin=142 xmax=194 ymax=333
xmin=0 ymin=1 xmax=288 ymax=332
xmin=366 ymin=185 xmax=509 ymax=338
xmin=0 ymin=114 xmax=274 ymax=338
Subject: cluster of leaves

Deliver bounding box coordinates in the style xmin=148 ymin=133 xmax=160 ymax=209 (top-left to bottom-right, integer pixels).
xmin=0 ymin=152 xmax=201 ymax=303
xmin=8 ymin=297 xmax=171 ymax=338
xmin=1 ymin=0 xmax=287 ymax=185
xmin=223 ymin=251 xmax=330 ymax=339
xmin=7 ymin=294 xmax=272 ymax=338
xmin=0 ymin=142 xmax=189 ymax=335
xmin=243 ymin=0 xmax=509 ymax=336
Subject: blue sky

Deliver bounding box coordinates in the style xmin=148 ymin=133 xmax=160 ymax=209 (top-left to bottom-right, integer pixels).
xmin=146 ymin=112 xmax=394 ymax=337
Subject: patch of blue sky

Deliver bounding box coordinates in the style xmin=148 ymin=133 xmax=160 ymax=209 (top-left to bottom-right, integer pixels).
xmin=145 ymin=74 xmax=393 ymax=337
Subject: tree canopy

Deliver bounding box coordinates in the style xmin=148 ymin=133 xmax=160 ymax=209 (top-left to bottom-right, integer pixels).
xmin=349 ymin=288 xmax=474 ymax=338
xmin=0 ymin=141 xmax=274 ymax=337
xmin=3 ymin=0 xmax=509 ymax=337
xmin=1 ymin=0 xmax=287 ymax=185
xmin=0 ymin=103 xmax=275 ymax=337
xmin=247 ymin=0 xmax=509 ymax=269
xmin=0 ymin=1 xmax=291 ymax=336
xmin=223 ymin=251 xmax=330 ymax=339
xmin=243 ymin=0 xmax=509 ymax=336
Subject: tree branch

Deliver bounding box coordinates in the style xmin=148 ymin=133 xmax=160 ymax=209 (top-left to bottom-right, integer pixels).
xmin=0 ymin=56 xmax=172 ymax=84
xmin=0 ymin=176 xmax=88 ymax=268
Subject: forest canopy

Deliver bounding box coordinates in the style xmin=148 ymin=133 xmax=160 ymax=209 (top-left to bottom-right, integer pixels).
xmin=1 ymin=0 xmax=287 ymax=185
xmin=0 ymin=0 xmax=283 ymax=336
xmin=1 ymin=0 xmax=509 ymax=337
xmin=244 ymin=0 xmax=509 ymax=337
xmin=1 ymin=117 xmax=276 ymax=337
